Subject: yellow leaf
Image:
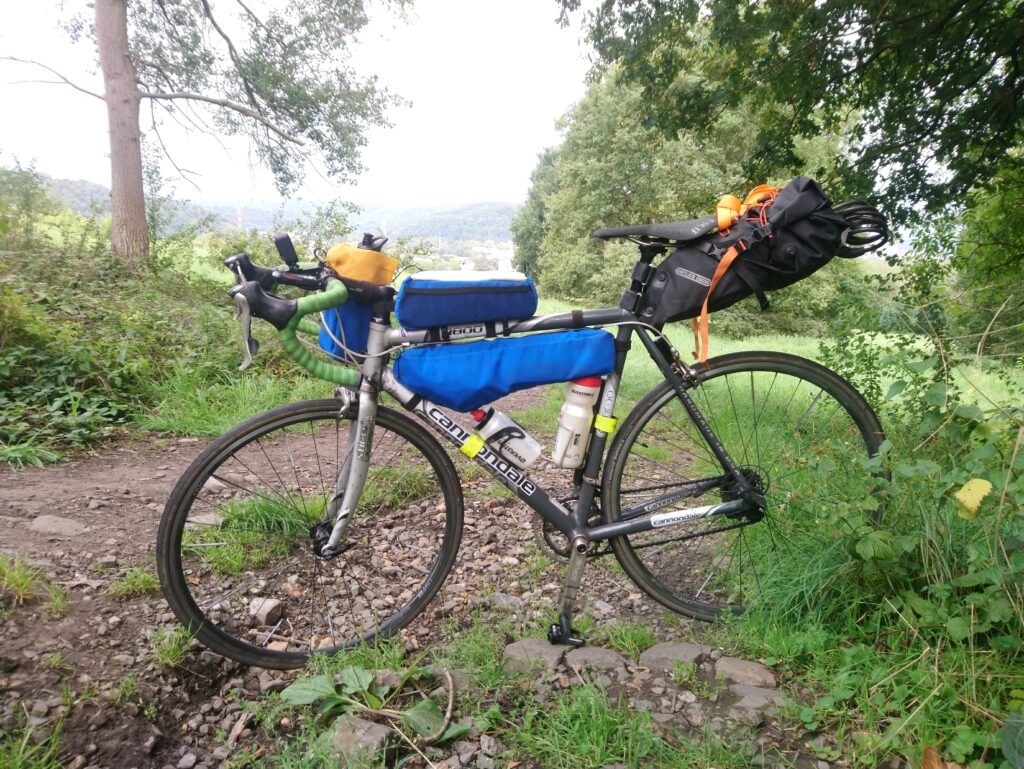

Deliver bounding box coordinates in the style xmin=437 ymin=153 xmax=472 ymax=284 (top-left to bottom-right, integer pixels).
xmin=954 ymin=478 xmax=993 ymax=520
xmin=921 ymin=745 xmax=945 ymax=769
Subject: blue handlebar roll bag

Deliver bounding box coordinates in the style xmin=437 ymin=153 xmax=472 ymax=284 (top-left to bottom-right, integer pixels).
xmin=395 ymin=271 xmax=538 ymax=330
xmin=393 ymin=328 xmax=615 ymax=412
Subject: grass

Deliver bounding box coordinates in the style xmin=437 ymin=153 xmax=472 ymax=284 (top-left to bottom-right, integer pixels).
xmin=146 ymin=627 xmax=194 ymax=668
xmin=603 ymin=620 xmax=658 ymax=659
xmin=135 ymin=363 xmax=331 ymax=437
xmin=306 ymin=635 xmax=408 ymax=675
xmin=41 ymin=584 xmax=68 ymax=616
xmin=183 ymin=495 xmax=323 ymax=575
xmin=512 ymin=684 xmax=744 ymax=769
xmin=41 ymin=650 xmax=73 ymax=674
xmin=106 ymin=567 xmax=160 ymax=598
xmin=0 ymin=555 xmax=42 ymax=605
xmin=0 ymin=721 xmax=62 ymax=769
xmin=433 ymin=614 xmax=517 ymax=691
xmin=108 ymin=674 xmax=137 ymax=706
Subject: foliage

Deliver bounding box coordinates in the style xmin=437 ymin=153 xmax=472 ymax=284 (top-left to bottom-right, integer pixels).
xmin=0 ymin=719 xmax=62 ymax=769
xmin=106 ymin=567 xmax=160 ymax=598
xmin=561 ymin=0 xmax=1024 ymax=225
xmin=146 ymin=627 xmax=194 ymax=668
xmin=509 ymin=147 xmax=558 ymax=278
xmin=280 ymin=663 xmax=470 ymax=744
xmin=85 ymin=0 xmax=407 ymax=195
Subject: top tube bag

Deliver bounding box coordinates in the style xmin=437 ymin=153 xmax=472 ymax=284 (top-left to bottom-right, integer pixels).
xmin=395 ymin=271 xmax=538 ymax=330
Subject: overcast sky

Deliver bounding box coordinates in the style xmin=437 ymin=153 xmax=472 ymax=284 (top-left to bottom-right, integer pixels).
xmin=0 ymin=0 xmax=591 ymax=206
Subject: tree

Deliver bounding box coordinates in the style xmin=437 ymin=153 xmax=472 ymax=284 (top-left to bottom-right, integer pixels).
xmin=8 ymin=0 xmax=401 ymax=265
xmin=559 ymin=0 xmax=1024 ymax=225
xmin=510 ymin=147 xmax=559 ymax=277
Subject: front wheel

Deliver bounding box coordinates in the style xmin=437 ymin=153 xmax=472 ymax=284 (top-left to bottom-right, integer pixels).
xmin=602 ymin=351 xmax=886 ymax=621
xmin=157 ymin=399 xmax=463 ymax=669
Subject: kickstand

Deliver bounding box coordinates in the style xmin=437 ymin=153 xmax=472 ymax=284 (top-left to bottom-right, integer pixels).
xmin=547 ymin=535 xmax=588 ymax=648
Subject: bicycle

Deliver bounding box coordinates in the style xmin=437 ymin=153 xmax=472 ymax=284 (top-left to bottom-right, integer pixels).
xmin=157 ymin=206 xmax=889 ymax=670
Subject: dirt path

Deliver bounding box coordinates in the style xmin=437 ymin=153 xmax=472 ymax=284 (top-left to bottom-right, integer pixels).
xmin=0 ymin=390 xmax=813 ymax=769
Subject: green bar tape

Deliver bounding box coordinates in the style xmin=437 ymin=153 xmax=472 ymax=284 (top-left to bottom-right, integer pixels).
xmin=296 ymin=317 xmax=321 ymax=336
xmin=278 ymin=280 xmax=359 ymax=386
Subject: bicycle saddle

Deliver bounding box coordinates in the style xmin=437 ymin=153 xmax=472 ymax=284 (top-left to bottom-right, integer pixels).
xmin=592 ymin=214 xmax=719 ymax=243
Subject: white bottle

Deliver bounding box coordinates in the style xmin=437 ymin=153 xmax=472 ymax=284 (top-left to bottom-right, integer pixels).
xmin=471 ymin=407 xmax=542 ymax=469
xmin=552 ymin=377 xmax=603 ymax=469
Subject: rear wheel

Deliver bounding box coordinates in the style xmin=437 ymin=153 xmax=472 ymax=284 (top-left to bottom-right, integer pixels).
xmin=157 ymin=399 xmax=463 ymax=669
xmin=603 ymin=351 xmax=885 ymax=621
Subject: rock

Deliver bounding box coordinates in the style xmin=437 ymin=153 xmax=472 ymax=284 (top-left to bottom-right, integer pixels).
xmin=329 ymin=715 xmax=396 ymax=763
xmin=66 ymin=756 xmax=87 ymax=769
xmin=489 ymin=592 xmax=524 ymax=612
xmin=715 ymin=657 xmax=776 ymax=688
xmin=479 ymin=734 xmax=501 ymax=755
xmin=30 ymin=515 xmax=86 ymax=537
xmin=248 ymin=598 xmax=283 ymax=626
xmin=453 ymin=740 xmax=478 ymax=764
xmin=258 ymin=672 xmax=289 ymax=694
xmin=682 ymin=703 xmax=705 ymax=727
xmin=96 ymin=555 xmax=118 ymax=569
xmin=729 ymin=684 xmax=785 ymax=711
xmin=203 ymin=478 xmax=227 ymax=493
xmin=502 ymin=639 xmax=564 ymax=673
xmin=638 ymin=642 xmax=711 ymax=672
xmin=565 ymin=646 xmax=627 ymax=673
xmin=592 ymin=600 xmax=615 ymax=615
xmin=477 ymin=757 xmax=496 ymax=769
xmin=729 ymin=706 xmax=765 ymax=727
xmin=177 ymin=754 xmax=197 ymax=769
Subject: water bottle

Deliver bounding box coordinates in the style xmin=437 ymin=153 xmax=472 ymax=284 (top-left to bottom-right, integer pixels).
xmin=471 ymin=407 xmax=541 ymax=469
xmin=552 ymin=377 xmax=602 ymax=469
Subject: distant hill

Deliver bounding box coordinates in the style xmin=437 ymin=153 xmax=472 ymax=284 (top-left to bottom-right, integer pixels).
xmin=42 ymin=176 xmax=516 ymax=243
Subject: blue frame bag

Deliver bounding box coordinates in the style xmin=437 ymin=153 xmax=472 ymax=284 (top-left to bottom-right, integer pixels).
xmin=393 ymin=328 xmax=615 ymax=412
xmin=395 ymin=270 xmax=538 ymax=330
xmin=319 ymin=302 xmax=373 ymax=359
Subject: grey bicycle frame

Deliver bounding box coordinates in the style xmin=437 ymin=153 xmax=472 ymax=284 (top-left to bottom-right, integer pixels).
xmin=321 ymin=305 xmax=758 ymax=555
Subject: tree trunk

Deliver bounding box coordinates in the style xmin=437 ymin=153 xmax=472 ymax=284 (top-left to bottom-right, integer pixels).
xmin=95 ymin=0 xmax=148 ymax=266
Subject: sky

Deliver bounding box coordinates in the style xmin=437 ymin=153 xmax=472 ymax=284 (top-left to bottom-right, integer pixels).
xmin=0 ymin=0 xmax=591 ymax=207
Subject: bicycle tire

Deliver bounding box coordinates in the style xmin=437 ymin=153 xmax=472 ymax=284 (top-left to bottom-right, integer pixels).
xmin=602 ymin=351 xmax=886 ymax=621
xmin=157 ymin=399 xmax=463 ymax=669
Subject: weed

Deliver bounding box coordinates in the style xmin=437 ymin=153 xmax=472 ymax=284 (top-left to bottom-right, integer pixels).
xmin=108 ymin=675 xmax=137 ymax=706
xmin=0 ymin=719 xmax=62 ymax=769
xmin=41 ymin=650 xmax=73 ymax=674
xmin=434 ymin=615 xmax=515 ymax=690
xmin=42 ymin=584 xmax=68 ymax=616
xmin=106 ymin=567 xmax=160 ymax=598
xmin=146 ymin=627 xmax=194 ymax=668
xmin=143 ymin=702 xmax=158 ymax=721
xmin=0 ymin=555 xmax=41 ymax=605
xmin=603 ymin=620 xmax=658 ymax=659
xmin=670 ymin=661 xmax=716 ymax=699
xmin=306 ymin=636 xmax=406 ymax=675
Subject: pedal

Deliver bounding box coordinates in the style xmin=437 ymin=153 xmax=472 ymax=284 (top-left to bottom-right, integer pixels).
xmin=547 ymin=622 xmax=585 ymax=648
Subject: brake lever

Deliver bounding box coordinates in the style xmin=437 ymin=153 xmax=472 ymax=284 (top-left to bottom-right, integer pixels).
xmin=232 ymin=291 xmax=260 ymax=371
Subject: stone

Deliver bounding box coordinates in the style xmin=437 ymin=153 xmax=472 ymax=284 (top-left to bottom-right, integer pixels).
xmin=203 ymin=477 xmax=227 ymax=493
xmin=177 ymin=754 xmax=197 ymax=769
xmin=565 ymin=646 xmax=627 ymax=673
xmin=479 ymin=734 xmax=500 ymax=755
xmin=30 ymin=515 xmax=86 ymax=537
xmin=489 ymin=592 xmax=524 ymax=612
xmin=257 ymin=672 xmax=289 ymax=694
xmin=248 ymin=598 xmax=283 ymax=626
xmin=329 ymin=716 xmax=396 ymax=763
xmin=453 ymin=740 xmax=477 ymax=764
xmin=96 ymin=555 xmax=118 ymax=569
xmin=476 ymin=757 xmax=496 ymax=769
xmin=502 ymin=639 xmax=564 ymax=673
xmin=682 ymin=703 xmax=705 ymax=727
xmin=638 ymin=643 xmax=711 ymax=672
xmin=715 ymin=657 xmax=776 ymax=688
xmin=729 ymin=684 xmax=785 ymax=711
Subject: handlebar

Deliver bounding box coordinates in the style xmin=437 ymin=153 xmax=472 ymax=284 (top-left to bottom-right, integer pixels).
xmin=223 ymin=233 xmax=395 ymax=386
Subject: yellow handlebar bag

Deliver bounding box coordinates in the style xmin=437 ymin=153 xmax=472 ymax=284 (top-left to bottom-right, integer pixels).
xmin=325 ymin=243 xmax=399 ymax=285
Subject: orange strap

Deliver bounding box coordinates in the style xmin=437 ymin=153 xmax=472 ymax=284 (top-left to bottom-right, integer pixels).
xmin=692 ymin=245 xmax=742 ymax=363
xmin=739 ymin=184 xmax=781 ymax=214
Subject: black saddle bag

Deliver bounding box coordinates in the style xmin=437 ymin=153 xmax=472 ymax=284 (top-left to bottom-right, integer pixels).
xmin=637 ymin=177 xmax=847 ymax=326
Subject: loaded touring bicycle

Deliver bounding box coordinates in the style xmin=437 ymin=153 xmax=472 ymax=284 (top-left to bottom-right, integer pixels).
xmin=157 ymin=178 xmax=890 ymax=669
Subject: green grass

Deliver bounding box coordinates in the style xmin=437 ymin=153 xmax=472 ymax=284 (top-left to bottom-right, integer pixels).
xmin=306 ymin=636 xmax=407 ymax=675
xmin=106 ymin=567 xmax=160 ymax=598
xmin=108 ymin=674 xmax=137 ymax=706
xmin=183 ymin=494 xmax=323 ymax=575
xmin=0 ymin=721 xmax=62 ymax=769
xmin=512 ymin=684 xmax=744 ymax=769
xmin=602 ymin=620 xmax=658 ymax=659
xmin=40 ymin=650 xmax=73 ymax=674
xmin=41 ymin=584 xmax=68 ymax=616
xmin=146 ymin=627 xmax=194 ymax=668
xmin=433 ymin=615 xmax=517 ymax=691
xmin=135 ymin=363 xmax=331 ymax=437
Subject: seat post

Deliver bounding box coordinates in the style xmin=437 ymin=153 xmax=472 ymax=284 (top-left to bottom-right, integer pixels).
xmin=619 ymin=242 xmax=666 ymax=314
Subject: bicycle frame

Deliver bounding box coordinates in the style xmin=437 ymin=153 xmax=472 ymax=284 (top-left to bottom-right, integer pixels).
xmin=319 ymin=303 xmax=762 ymax=557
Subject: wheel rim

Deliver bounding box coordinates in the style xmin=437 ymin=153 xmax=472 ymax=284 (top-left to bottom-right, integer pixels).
xmin=166 ymin=407 xmax=457 ymax=662
xmin=609 ymin=358 xmax=883 ymax=618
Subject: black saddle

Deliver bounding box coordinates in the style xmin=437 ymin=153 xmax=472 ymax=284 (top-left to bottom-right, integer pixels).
xmin=592 ymin=214 xmax=719 ymax=243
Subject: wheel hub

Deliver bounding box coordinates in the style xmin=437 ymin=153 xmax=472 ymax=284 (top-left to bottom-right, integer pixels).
xmin=720 ymin=467 xmax=768 ymax=523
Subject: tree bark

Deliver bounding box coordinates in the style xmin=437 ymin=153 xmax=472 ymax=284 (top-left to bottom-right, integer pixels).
xmin=95 ymin=0 xmax=148 ymax=265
